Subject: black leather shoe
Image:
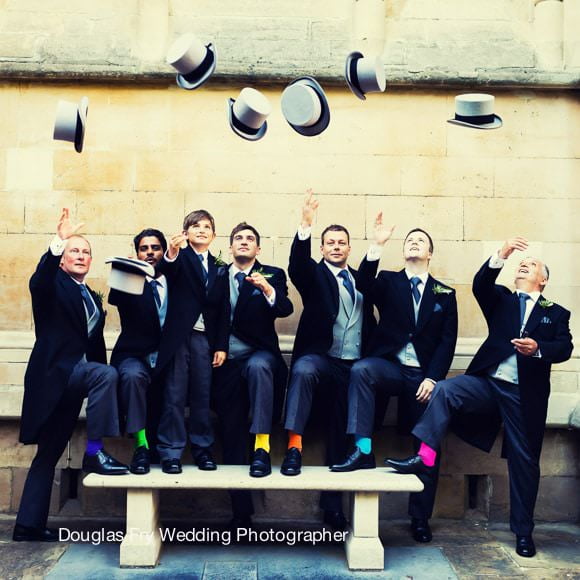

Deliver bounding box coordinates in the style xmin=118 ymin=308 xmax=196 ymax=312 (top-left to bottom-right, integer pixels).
xmin=323 ymin=510 xmax=348 ymax=531
xmin=162 ymin=458 xmax=182 ymax=474
xmin=516 ymin=535 xmax=536 ymax=557
xmin=280 ymin=447 xmax=302 ymax=476
xmin=249 ymin=448 xmax=271 ymax=477
xmin=194 ymin=449 xmax=217 ymax=471
xmin=82 ymin=449 xmax=129 ymax=475
xmin=330 ymin=448 xmax=376 ymax=472
xmin=411 ymin=518 xmax=432 ymax=543
xmin=130 ymin=446 xmax=150 ymax=475
xmin=384 ymin=454 xmax=435 ymax=475
xmin=13 ymin=524 xmax=58 ymax=542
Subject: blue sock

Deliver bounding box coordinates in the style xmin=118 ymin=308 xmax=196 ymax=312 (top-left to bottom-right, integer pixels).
xmin=355 ymin=436 xmax=372 ymax=454
xmin=86 ymin=439 xmax=103 ymax=456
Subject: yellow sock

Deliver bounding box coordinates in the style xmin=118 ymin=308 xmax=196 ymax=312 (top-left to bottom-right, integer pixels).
xmin=254 ymin=433 xmax=270 ymax=453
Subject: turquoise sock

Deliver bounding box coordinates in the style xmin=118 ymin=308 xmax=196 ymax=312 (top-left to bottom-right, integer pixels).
xmin=355 ymin=436 xmax=372 ymax=454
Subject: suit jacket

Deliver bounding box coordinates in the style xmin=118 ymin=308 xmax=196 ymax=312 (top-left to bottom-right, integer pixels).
xmin=155 ymin=246 xmax=230 ymax=373
xmin=20 ymin=251 xmax=107 ymax=444
xmin=108 ymin=282 xmax=162 ymax=368
xmin=288 ymin=233 xmax=377 ymax=363
xmin=456 ymin=260 xmax=573 ymax=458
xmin=359 ymin=262 xmax=458 ymax=432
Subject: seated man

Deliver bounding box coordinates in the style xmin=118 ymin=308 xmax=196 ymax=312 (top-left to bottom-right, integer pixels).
xmin=14 ymin=208 xmax=127 ymax=543
xmin=109 ymin=228 xmax=169 ymax=474
xmin=332 ymin=226 xmax=457 ymax=545
xmin=386 ymin=236 xmax=573 ymax=559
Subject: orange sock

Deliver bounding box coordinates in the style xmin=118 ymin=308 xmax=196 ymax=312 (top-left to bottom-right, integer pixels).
xmin=288 ymin=431 xmax=302 ymax=452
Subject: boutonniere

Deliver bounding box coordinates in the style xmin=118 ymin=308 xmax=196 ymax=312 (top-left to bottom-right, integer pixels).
xmin=214 ymin=251 xmax=228 ymax=267
xmin=432 ymin=283 xmax=452 ymax=295
xmin=253 ymin=267 xmax=274 ymax=279
xmin=95 ymin=291 xmax=105 ymax=305
xmin=538 ymin=298 xmax=554 ymax=308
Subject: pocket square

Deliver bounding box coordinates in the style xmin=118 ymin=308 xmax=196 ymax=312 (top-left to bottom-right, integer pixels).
xmin=252 ymin=288 xmax=262 ymax=296
xmin=433 ymin=303 xmax=442 ymax=313
xmin=540 ymin=316 xmax=552 ymax=324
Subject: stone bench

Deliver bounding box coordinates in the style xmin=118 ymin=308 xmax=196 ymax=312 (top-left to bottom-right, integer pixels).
xmin=83 ymin=465 xmax=423 ymax=571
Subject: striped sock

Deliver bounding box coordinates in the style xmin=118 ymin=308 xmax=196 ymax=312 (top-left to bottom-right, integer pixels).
xmin=254 ymin=433 xmax=270 ymax=453
xmin=355 ymin=436 xmax=372 ymax=454
xmin=288 ymin=431 xmax=302 ymax=452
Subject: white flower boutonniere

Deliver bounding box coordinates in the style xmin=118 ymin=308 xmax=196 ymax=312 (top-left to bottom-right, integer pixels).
xmin=432 ymin=283 xmax=452 ymax=295
xmin=254 ymin=267 xmax=274 ymax=279
xmin=214 ymin=251 xmax=228 ymax=267
xmin=539 ymin=298 xmax=554 ymax=308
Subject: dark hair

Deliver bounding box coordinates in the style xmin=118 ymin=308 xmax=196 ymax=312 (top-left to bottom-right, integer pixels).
xmin=183 ymin=209 xmax=215 ymax=232
xmin=321 ymin=225 xmax=350 ymax=244
xmin=404 ymin=228 xmax=434 ymax=254
xmin=229 ymin=222 xmax=261 ymax=246
xmin=133 ymin=228 xmax=167 ymax=253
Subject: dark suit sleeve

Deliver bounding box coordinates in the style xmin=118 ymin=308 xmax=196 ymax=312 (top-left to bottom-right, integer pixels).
xmin=426 ymin=291 xmax=459 ymax=381
xmin=269 ymin=268 xmax=293 ymax=318
xmin=472 ymin=260 xmax=511 ymax=323
xmin=356 ymin=256 xmax=379 ymax=296
xmin=29 ymin=250 xmax=60 ymax=304
xmin=156 ymin=252 xmax=181 ymax=281
xmin=288 ymin=233 xmax=317 ymax=300
xmin=213 ymin=269 xmax=231 ymax=353
xmin=536 ymin=308 xmax=573 ymax=364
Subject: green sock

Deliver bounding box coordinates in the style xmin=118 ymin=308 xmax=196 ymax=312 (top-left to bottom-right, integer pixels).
xmin=134 ymin=429 xmax=149 ymax=450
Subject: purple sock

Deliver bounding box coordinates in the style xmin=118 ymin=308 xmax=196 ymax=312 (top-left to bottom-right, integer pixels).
xmin=86 ymin=439 xmax=103 ymax=456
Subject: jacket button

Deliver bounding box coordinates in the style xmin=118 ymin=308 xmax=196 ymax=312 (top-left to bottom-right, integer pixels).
xmin=409 ymin=333 xmax=413 ymax=339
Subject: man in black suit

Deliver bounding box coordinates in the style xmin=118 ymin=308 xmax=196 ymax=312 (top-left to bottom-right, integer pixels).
xmin=14 ymin=208 xmax=127 ymax=543
xmin=109 ymin=228 xmax=168 ymax=474
xmin=281 ymin=190 xmax=379 ymax=529
xmin=155 ymin=210 xmax=229 ymax=474
xmin=386 ymin=236 xmax=573 ymax=558
xmin=213 ymin=222 xmax=293 ymax=525
xmin=331 ymin=227 xmax=458 ymax=544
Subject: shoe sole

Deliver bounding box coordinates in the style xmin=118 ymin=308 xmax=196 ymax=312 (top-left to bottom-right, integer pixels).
xmin=198 ymin=465 xmax=217 ymax=471
xmin=130 ymin=468 xmax=150 ymax=475
xmin=330 ymin=464 xmax=376 ymax=472
xmin=249 ymin=468 xmax=272 ymax=478
xmin=280 ymin=469 xmax=301 ymax=476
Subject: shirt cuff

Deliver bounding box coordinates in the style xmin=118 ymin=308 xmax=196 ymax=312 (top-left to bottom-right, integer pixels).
xmin=164 ymin=250 xmax=178 ymax=263
xmin=297 ymin=225 xmax=311 ymax=241
xmin=366 ymin=243 xmax=383 ymax=262
xmin=533 ymin=348 xmax=542 ymax=359
xmin=488 ymin=251 xmax=505 ymax=269
xmin=50 ymin=236 xmax=66 ymax=256
xmin=263 ymin=288 xmax=276 ymax=306
xmin=425 ymin=378 xmax=437 ymax=386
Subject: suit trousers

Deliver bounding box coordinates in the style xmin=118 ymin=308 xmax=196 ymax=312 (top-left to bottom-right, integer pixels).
xmin=118 ymin=357 xmax=151 ymax=435
xmin=413 ymin=374 xmax=540 ymax=535
xmin=347 ymin=357 xmax=440 ymax=520
xmin=284 ymin=354 xmax=352 ymax=512
xmin=211 ymin=350 xmax=278 ymax=517
xmin=17 ymin=360 xmax=119 ymax=528
xmin=157 ymin=330 xmax=214 ymax=461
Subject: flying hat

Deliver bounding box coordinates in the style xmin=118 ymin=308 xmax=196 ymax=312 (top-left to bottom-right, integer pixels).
xmin=345 ymin=52 xmax=386 ymax=100
xmin=227 ymin=87 xmax=271 ymax=141
xmin=105 ymin=257 xmax=155 ymax=295
xmin=53 ymin=96 xmax=89 ymax=153
xmin=447 ymin=93 xmax=503 ymax=130
xmin=281 ymin=76 xmax=330 ymax=137
xmin=166 ymin=33 xmax=217 ymax=90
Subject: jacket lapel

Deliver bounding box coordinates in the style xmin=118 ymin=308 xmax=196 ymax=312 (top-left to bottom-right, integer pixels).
xmin=235 ymin=261 xmax=260 ymax=312
xmin=206 ymin=251 xmax=217 ymax=291
xmin=511 ymin=292 xmax=522 ymax=337
xmin=523 ymin=296 xmax=544 ymax=336
xmin=395 ymin=270 xmax=415 ymax=327
xmin=416 ymin=276 xmax=436 ymax=332
xmin=319 ymin=260 xmax=340 ymax=315
xmin=58 ymin=271 xmax=87 ymax=335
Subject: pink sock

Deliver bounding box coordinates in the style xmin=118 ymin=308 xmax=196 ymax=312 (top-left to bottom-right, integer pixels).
xmin=418 ymin=442 xmax=437 ymax=467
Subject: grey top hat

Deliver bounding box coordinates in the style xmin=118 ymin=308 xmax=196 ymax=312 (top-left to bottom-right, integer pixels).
xmin=227 ymin=87 xmax=271 ymax=141
xmin=105 ymin=257 xmax=155 ymax=295
xmin=166 ymin=33 xmax=217 ymax=90
xmin=447 ymin=93 xmax=503 ymax=130
xmin=53 ymin=96 xmax=89 ymax=153
xmin=281 ymin=76 xmax=330 ymax=137
xmin=345 ymin=52 xmax=386 ymax=101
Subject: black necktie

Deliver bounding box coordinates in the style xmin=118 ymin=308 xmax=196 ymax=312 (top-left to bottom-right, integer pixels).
xmin=519 ymin=293 xmax=530 ymax=326
xmin=235 ymin=271 xmax=246 ymax=290
xmin=149 ymin=279 xmax=161 ymax=308
xmin=79 ymin=284 xmax=95 ymax=318
xmin=198 ymin=254 xmax=208 ymax=284
xmin=410 ymin=276 xmax=421 ymax=305
xmin=338 ymin=270 xmax=355 ymax=303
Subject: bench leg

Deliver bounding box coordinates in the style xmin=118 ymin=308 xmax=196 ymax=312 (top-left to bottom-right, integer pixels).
xmin=119 ymin=489 xmax=162 ymax=568
xmin=345 ymin=491 xmax=384 ymax=571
